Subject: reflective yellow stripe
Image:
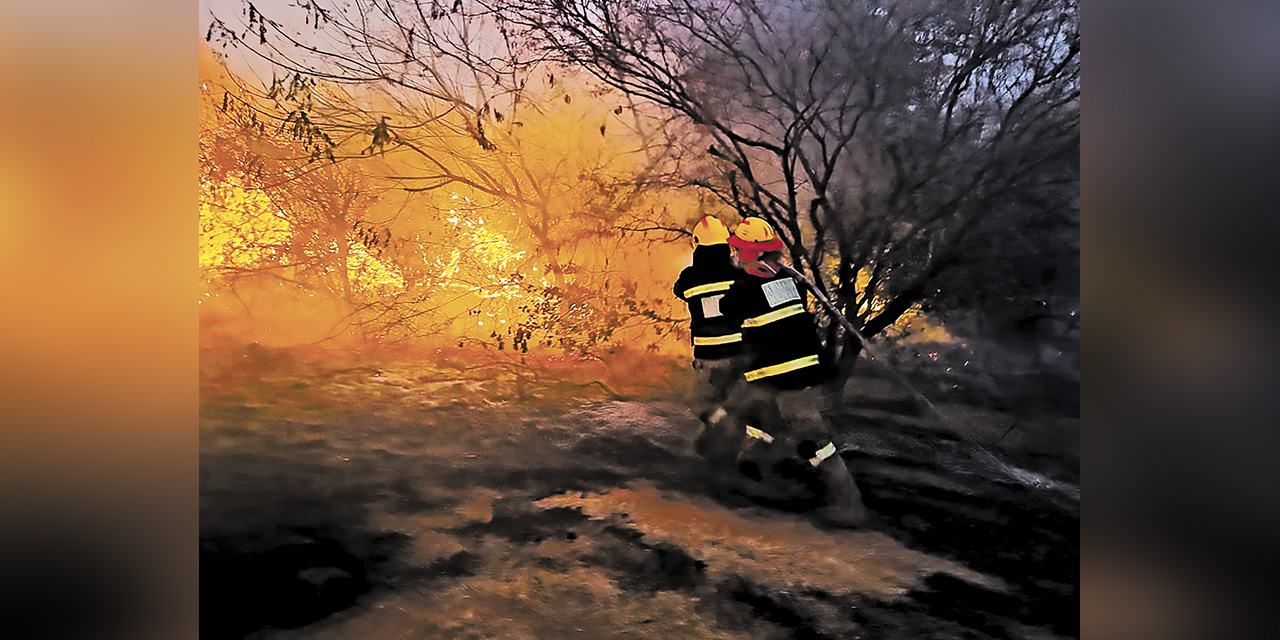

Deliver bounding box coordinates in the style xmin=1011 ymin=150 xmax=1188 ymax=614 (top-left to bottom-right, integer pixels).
xmin=809 ymin=442 xmax=837 ymax=467
xmin=744 ymin=354 xmax=820 ymax=382
xmin=741 ymin=303 xmax=805 ymax=328
xmin=683 ymin=280 xmax=734 ymax=298
xmin=744 ymin=425 xmax=775 ymax=443
xmin=692 ymin=333 xmax=742 ymax=346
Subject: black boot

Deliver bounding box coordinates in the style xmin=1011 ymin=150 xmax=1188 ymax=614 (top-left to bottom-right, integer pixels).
xmin=812 ymin=454 xmax=868 ymax=528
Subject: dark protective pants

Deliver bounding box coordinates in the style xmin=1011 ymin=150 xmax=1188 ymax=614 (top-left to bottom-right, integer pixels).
xmin=691 ymin=356 xmax=747 ymax=409
xmin=705 ymin=379 xmax=867 ymax=525
xmin=690 ymin=355 xmax=748 ymax=457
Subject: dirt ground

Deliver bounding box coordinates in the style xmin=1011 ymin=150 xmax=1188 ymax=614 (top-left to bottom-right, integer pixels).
xmin=200 ymin=343 xmax=1078 ymax=640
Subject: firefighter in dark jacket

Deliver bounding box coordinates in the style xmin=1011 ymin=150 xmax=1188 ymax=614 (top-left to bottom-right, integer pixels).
xmin=673 ymin=216 xmax=750 ymax=468
xmin=713 ymin=217 xmax=869 ymax=527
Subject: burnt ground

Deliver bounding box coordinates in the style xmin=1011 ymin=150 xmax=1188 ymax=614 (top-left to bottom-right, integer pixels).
xmin=200 ymin=344 xmax=1078 ymax=640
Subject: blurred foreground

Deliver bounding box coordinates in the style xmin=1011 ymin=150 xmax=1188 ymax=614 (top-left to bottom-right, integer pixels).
xmin=200 ymin=342 xmax=1078 ymax=639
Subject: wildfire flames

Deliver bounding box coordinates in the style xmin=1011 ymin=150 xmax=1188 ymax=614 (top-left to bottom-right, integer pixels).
xmin=199 ymin=45 xmax=689 ymax=354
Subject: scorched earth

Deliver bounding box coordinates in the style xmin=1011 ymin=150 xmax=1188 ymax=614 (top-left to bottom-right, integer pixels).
xmin=200 ymin=343 xmax=1079 ymax=640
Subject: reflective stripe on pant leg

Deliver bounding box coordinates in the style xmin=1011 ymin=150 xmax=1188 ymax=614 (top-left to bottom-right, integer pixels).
xmin=809 ymin=442 xmax=837 ymax=467
xmin=744 ymin=425 xmax=775 ymax=443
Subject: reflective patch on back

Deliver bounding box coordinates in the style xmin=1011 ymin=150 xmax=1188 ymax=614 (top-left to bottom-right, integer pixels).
xmin=761 ymin=278 xmax=800 ymax=308
xmin=701 ymin=294 xmax=724 ymax=318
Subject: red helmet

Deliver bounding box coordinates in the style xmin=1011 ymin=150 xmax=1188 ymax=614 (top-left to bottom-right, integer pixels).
xmin=728 ymin=217 xmax=784 ymax=263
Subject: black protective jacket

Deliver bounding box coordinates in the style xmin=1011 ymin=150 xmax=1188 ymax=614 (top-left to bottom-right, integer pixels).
xmin=673 ymin=245 xmax=746 ymax=360
xmin=720 ymin=270 xmax=827 ymax=390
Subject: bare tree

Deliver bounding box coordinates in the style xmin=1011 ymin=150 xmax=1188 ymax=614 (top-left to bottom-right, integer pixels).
xmin=202 ymin=2 xmax=688 ymax=352
xmin=201 ymin=56 xmax=463 ymax=347
xmin=486 ymin=0 xmax=1079 ymax=385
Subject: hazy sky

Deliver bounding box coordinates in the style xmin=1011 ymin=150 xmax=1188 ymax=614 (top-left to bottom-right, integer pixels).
xmin=199 ymin=0 xmax=318 ymax=85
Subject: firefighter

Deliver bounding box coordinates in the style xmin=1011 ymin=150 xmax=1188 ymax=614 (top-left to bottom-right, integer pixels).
xmin=713 ymin=217 xmax=869 ymax=527
xmin=673 ymin=216 xmax=751 ymax=470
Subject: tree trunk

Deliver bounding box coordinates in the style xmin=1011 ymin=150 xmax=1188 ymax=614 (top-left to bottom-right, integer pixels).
xmin=820 ymin=287 xmax=923 ymax=405
xmin=822 ymin=334 xmax=864 ymax=405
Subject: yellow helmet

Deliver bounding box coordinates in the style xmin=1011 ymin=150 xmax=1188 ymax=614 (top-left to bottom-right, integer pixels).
xmin=692 ymin=216 xmax=730 ymax=246
xmin=729 ymin=217 xmax=784 ymax=251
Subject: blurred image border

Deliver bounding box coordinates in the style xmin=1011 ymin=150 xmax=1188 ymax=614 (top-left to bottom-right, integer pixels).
xmin=2 ymin=1 xmax=1278 ymax=639
xmin=0 ymin=2 xmax=197 ymax=640
xmin=1083 ymin=0 xmax=1280 ymax=638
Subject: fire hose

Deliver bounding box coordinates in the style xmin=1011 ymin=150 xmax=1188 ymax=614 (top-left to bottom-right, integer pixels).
xmin=739 ymin=262 xmax=1079 ymax=503
xmin=775 ymin=262 xmax=952 ymax=427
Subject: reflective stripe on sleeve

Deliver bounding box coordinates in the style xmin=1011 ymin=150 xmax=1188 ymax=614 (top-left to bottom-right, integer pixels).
xmin=682 ymin=280 xmax=734 ymax=298
xmin=692 ymin=333 xmax=742 ymax=346
xmin=744 ymin=425 xmax=775 ymax=443
xmin=809 ymin=442 xmax=837 ymax=467
xmin=741 ymin=303 xmax=805 ymax=328
xmin=743 ymin=354 xmax=821 ymax=382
